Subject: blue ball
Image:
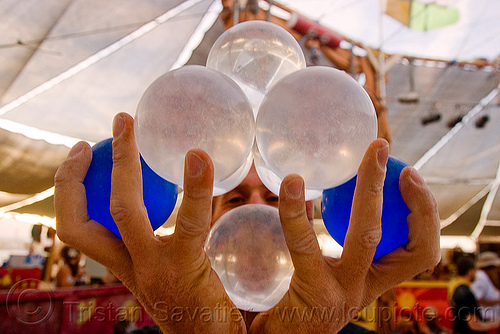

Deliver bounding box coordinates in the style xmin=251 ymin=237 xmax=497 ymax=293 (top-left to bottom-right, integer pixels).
xmin=83 ymin=138 xmax=178 ymax=239
xmin=321 ymin=156 xmax=410 ymax=260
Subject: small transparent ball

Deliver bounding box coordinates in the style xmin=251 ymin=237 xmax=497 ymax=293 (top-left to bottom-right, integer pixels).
xmin=134 ymin=65 xmax=255 ymax=195
xmin=256 ymin=66 xmax=377 ymax=200
xmin=205 ymin=204 xmax=293 ymax=312
xmin=206 ymin=21 xmax=306 ymax=116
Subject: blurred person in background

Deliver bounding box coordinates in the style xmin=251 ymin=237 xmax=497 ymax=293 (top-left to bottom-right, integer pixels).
xmin=471 ymin=252 xmax=500 ymax=322
xmin=56 ymin=245 xmax=87 ymax=287
xmin=449 ymin=256 xmax=500 ymax=334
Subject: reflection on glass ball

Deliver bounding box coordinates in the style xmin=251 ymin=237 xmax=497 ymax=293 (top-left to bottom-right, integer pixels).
xmin=256 ymin=66 xmax=377 ymax=200
xmin=205 ymin=204 xmax=294 ymax=312
xmin=134 ymin=65 xmax=255 ymax=195
xmin=206 ymin=21 xmax=306 ymax=116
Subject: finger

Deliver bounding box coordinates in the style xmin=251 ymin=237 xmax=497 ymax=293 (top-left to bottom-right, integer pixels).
xmin=371 ymin=167 xmax=440 ymax=272
xmin=400 ymin=167 xmax=441 ymax=266
xmin=305 ymin=200 xmax=314 ymax=226
xmin=340 ymin=139 xmax=388 ymax=280
xmin=54 ymin=141 xmax=132 ymax=271
xmin=173 ymin=149 xmax=214 ymax=256
xmin=110 ymin=113 xmax=155 ymax=255
xmin=362 ymin=167 xmax=441 ymax=306
xmin=279 ymin=175 xmax=323 ymax=273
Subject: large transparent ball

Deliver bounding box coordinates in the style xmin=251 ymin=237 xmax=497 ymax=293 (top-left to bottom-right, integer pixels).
xmin=134 ymin=65 xmax=255 ymax=195
xmin=205 ymin=204 xmax=293 ymax=312
xmin=253 ymin=144 xmax=324 ymax=200
xmin=256 ymin=66 xmax=377 ymax=200
xmin=206 ymin=21 xmax=306 ymax=116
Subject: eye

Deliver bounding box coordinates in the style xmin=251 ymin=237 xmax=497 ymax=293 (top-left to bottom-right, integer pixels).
xmin=266 ymin=195 xmax=279 ymax=204
xmin=227 ymin=196 xmax=245 ymax=205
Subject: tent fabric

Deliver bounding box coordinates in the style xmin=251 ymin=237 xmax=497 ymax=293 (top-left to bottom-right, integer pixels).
xmin=441 ymin=195 xmax=487 ymax=236
xmin=1 ymin=0 xmax=500 ymax=243
xmin=0 ymin=0 xmax=73 ymax=99
xmin=0 ymin=0 xmax=222 ymax=217
xmin=490 ymin=190 xmax=500 ymax=221
xmin=1 ymin=0 xmax=220 ymax=143
xmin=385 ymin=61 xmax=500 ymax=240
xmin=279 ymin=0 xmax=500 ymax=61
xmin=1 ymin=0 xmax=189 ymax=104
xmin=0 ymin=129 xmax=67 ymax=195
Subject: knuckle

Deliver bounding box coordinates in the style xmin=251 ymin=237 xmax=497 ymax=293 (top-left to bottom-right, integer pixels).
xmin=54 ymin=164 xmax=71 ymax=186
xmin=366 ymin=179 xmax=384 ymax=197
xmin=280 ymin=203 xmax=306 ymax=221
xmin=184 ymin=187 xmax=212 ymax=201
xmin=56 ymin=227 xmax=70 ymax=244
xmin=426 ymin=246 xmax=441 ymax=269
xmin=175 ymin=211 xmax=209 ymax=238
xmin=56 ymin=225 xmax=75 ymax=245
xmin=347 ymin=224 xmax=382 ymax=250
xmin=109 ymin=198 xmax=131 ymax=223
xmin=111 ymin=147 xmax=127 ymax=164
xmin=407 ymin=234 xmax=441 ymax=272
xmin=287 ymin=229 xmax=318 ymax=255
xmin=111 ymin=139 xmax=138 ymax=166
xmin=360 ymin=227 xmax=382 ymax=249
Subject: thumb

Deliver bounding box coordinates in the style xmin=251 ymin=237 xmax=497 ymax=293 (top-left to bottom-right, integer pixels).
xmin=399 ymin=167 xmax=440 ymax=265
xmin=54 ymin=141 xmax=92 ymax=243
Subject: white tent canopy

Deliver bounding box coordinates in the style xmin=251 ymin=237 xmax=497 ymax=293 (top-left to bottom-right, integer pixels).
xmin=0 ymin=0 xmax=223 ymax=227
xmin=1 ymin=0 xmax=222 ymax=144
xmin=1 ymin=0 xmax=499 ymax=246
xmin=279 ymin=0 xmax=500 ymax=62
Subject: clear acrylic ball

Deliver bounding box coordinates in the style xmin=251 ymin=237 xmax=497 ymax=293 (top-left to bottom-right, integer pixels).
xmin=206 ymin=21 xmax=306 ymax=116
xmin=204 ymin=204 xmax=293 ymax=312
xmin=255 ymin=66 xmax=377 ymax=200
xmin=134 ymin=65 xmax=255 ymax=196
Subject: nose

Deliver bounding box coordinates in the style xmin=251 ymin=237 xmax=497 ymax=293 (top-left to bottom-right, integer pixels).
xmin=248 ymin=191 xmax=266 ymax=205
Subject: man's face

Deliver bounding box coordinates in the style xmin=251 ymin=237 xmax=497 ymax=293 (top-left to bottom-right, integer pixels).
xmin=212 ymin=164 xmax=279 ymax=224
xmin=232 ymin=222 xmax=280 ymax=292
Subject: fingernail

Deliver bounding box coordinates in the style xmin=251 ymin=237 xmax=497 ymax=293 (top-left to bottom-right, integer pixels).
xmin=68 ymin=142 xmax=83 ymax=158
xmin=285 ymin=178 xmax=304 ymax=199
xmin=113 ymin=115 xmax=125 ymax=138
xmin=377 ymin=145 xmax=389 ymax=168
xmin=186 ymin=151 xmax=205 ymax=177
xmin=410 ymin=167 xmax=425 ymax=186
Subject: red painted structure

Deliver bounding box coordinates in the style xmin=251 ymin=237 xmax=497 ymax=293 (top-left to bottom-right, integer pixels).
xmin=395 ymin=281 xmax=453 ymax=332
xmin=0 ymin=283 xmax=155 ymax=334
xmin=287 ymin=13 xmax=343 ymax=49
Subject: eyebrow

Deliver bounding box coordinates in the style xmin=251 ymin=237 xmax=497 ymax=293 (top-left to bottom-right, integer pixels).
xmin=232 ymin=183 xmax=275 ymax=196
xmin=216 ymin=187 xmax=248 ymax=204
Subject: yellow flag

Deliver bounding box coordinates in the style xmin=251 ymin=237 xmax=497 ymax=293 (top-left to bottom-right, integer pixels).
xmin=384 ymin=0 xmax=459 ymax=31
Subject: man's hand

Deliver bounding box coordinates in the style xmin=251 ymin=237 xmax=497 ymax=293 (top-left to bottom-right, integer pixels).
xmin=55 ymin=112 xmax=440 ymax=334
xmin=249 ymin=139 xmax=441 ymax=333
xmin=55 ymin=112 xmax=245 ymax=333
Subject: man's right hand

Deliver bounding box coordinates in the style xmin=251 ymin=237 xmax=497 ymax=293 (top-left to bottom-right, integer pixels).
xmin=249 ymin=139 xmax=441 ymax=333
